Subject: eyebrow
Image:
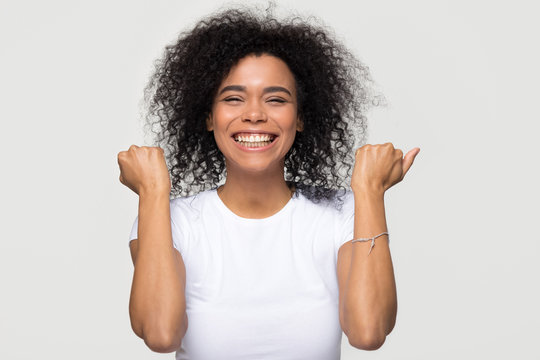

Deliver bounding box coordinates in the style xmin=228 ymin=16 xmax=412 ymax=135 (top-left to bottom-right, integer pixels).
xmin=218 ymin=85 xmax=292 ymax=96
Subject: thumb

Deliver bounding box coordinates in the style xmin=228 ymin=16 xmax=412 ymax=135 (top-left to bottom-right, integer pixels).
xmin=401 ymin=147 xmax=420 ymax=179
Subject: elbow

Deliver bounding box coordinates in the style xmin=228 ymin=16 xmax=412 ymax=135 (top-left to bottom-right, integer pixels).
xmin=131 ymin=314 xmax=188 ymax=353
xmin=341 ymin=305 xmax=396 ymax=351
xmin=347 ymin=328 xmax=387 ymax=351
xmin=130 ymin=305 xmax=188 ymax=353
xmin=143 ymin=328 xmax=184 ymax=353
xmin=348 ymin=331 xmax=386 ymax=351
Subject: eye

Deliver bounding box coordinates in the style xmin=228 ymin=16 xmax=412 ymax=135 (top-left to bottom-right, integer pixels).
xmin=224 ymin=97 xmax=242 ymax=102
xmin=268 ymin=98 xmax=286 ymax=103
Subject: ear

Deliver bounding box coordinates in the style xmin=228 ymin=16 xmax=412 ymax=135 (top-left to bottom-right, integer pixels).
xmin=206 ymin=114 xmax=213 ymax=131
xmin=296 ymin=115 xmax=304 ymax=132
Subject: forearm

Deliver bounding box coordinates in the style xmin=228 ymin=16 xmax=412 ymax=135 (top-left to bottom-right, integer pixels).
xmin=129 ymin=190 xmax=186 ymax=348
xmin=342 ymin=189 xmax=397 ymax=343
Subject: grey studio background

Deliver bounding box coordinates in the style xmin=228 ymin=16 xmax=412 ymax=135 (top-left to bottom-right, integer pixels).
xmin=1 ymin=0 xmax=538 ymax=359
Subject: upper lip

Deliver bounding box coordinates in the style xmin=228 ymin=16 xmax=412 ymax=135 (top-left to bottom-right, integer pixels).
xmin=231 ymin=130 xmax=279 ymax=137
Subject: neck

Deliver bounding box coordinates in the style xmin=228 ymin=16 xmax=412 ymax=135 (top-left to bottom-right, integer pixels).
xmin=217 ymin=161 xmax=295 ymax=219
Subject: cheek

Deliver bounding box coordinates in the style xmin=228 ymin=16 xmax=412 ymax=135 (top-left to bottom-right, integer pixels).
xmin=214 ymin=105 xmax=239 ymax=121
xmin=270 ymin=107 xmax=297 ymax=125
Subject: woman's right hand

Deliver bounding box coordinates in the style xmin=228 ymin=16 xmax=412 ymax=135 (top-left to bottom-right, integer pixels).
xmin=117 ymin=145 xmax=171 ymax=196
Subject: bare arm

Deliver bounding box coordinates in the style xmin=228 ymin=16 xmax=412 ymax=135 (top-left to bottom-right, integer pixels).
xmin=337 ymin=190 xmax=397 ymax=350
xmin=129 ymin=190 xmax=187 ymax=353
xmin=337 ymin=143 xmax=418 ymax=350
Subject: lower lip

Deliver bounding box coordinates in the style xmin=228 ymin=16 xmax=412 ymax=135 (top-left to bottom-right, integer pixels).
xmin=231 ymin=136 xmax=279 ymax=152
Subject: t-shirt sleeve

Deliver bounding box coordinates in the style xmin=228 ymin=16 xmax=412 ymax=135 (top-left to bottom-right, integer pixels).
xmin=127 ymin=200 xmax=190 ymax=258
xmin=334 ymin=190 xmax=355 ymax=262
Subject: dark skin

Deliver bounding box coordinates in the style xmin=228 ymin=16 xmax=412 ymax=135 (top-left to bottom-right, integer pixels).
xmin=206 ymin=52 xmax=421 ymax=349
xmin=119 ymin=51 xmax=420 ymax=352
xmin=205 ymin=53 xmax=303 ymax=219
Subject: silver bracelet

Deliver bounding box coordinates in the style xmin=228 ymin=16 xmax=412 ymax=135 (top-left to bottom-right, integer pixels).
xmin=350 ymin=232 xmax=389 ymax=255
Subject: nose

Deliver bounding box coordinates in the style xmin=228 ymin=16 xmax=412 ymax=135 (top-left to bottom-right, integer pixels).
xmin=241 ymin=101 xmax=267 ymax=123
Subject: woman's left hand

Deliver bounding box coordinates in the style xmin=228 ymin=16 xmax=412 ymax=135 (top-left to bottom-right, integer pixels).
xmin=350 ymin=143 xmax=420 ymax=195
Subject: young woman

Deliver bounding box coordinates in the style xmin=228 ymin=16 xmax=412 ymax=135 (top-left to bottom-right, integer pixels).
xmin=118 ymin=6 xmax=419 ymax=359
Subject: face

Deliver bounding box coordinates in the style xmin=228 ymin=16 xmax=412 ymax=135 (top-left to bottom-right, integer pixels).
xmin=206 ymin=53 xmax=303 ymax=174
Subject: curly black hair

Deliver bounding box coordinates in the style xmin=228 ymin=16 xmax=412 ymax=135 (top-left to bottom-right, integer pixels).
xmin=141 ymin=2 xmax=382 ymax=210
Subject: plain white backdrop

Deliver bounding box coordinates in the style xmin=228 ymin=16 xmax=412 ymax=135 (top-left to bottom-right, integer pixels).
xmin=1 ymin=0 xmax=539 ymax=359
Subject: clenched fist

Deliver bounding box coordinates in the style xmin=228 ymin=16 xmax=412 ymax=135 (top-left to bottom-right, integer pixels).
xmin=351 ymin=143 xmax=420 ymax=195
xmin=117 ymin=145 xmax=171 ymax=196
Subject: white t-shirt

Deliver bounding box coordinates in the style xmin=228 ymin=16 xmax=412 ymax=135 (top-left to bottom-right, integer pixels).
xmin=128 ymin=187 xmax=355 ymax=360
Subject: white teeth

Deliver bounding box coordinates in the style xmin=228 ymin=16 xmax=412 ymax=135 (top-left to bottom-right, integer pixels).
xmin=234 ymin=134 xmax=274 ymax=142
xmin=239 ymin=141 xmax=271 ymax=148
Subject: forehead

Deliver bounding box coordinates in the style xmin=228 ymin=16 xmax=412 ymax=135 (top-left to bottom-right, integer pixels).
xmin=219 ymin=54 xmax=296 ymax=93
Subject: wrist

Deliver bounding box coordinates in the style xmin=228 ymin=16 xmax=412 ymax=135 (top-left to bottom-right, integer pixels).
xmin=351 ymin=186 xmax=385 ymax=200
xmin=139 ymin=187 xmax=171 ymax=200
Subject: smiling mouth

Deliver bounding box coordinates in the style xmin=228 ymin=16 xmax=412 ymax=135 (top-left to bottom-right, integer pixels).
xmin=232 ymin=133 xmax=277 ymax=148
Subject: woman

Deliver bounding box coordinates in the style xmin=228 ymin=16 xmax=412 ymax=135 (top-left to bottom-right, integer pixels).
xmin=118 ymin=5 xmax=420 ymax=359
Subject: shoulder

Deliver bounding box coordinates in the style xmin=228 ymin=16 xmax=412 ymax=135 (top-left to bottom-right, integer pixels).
xmin=170 ymin=188 xmax=216 ymax=221
xmin=295 ymin=185 xmax=354 ymax=214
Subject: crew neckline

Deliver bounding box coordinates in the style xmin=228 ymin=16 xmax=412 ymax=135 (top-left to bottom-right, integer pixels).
xmin=211 ymin=188 xmax=298 ymax=223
